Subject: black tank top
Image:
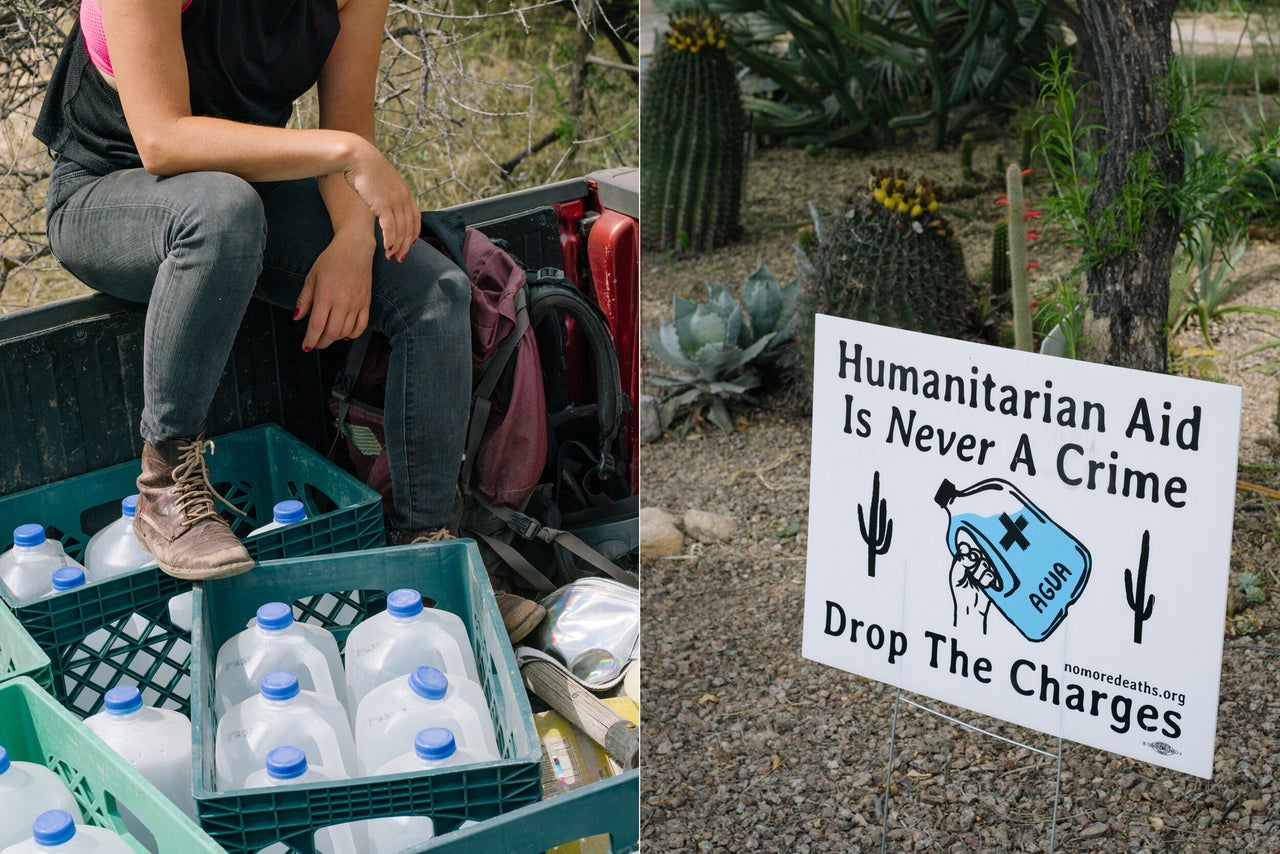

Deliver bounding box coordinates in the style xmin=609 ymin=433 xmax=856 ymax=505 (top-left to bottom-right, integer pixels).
xmin=35 ymin=0 xmax=341 ymax=173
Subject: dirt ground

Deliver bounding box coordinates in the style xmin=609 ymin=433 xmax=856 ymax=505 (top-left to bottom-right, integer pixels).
xmin=640 ymin=113 xmax=1280 ymax=849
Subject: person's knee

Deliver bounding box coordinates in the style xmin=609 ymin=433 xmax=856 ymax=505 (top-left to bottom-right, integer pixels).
xmin=377 ymin=250 xmax=471 ymax=335
xmin=176 ymin=173 xmax=266 ymax=256
xmin=435 ymin=261 xmax=471 ymax=320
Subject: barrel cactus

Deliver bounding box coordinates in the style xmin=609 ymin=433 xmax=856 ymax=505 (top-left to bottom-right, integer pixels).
xmin=799 ymin=168 xmax=976 ymax=369
xmin=640 ymin=11 xmax=745 ymax=253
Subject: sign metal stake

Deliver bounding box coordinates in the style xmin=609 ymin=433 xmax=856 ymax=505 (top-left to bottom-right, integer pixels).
xmin=880 ymin=688 xmax=1064 ymax=853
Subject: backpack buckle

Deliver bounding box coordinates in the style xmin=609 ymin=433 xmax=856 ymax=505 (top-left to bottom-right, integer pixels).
xmin=529 ymin=267 xmax=564 ymax=285
xmin=507 ymin=511 xmax=543 ymax=540
xmin=331 ymin=372 xmax=354 ymax=402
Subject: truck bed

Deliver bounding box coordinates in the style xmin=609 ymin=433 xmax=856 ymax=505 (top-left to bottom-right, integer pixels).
xmin=0 ymin=168 xmax=639 ymax=497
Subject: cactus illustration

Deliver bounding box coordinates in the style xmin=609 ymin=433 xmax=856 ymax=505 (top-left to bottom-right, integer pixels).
xmin=640 ymin=11 xmax=745 ymax=253
xmin=858 ymin=470 xmax=893 ymax=577
xmin=1125 ymin=530 xmax=1155 ymax=644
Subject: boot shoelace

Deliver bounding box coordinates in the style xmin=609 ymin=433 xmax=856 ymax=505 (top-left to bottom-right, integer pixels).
xmin=410 ymin=528 xmax=456 ymax=544
xmin=171 ymin=436 xmax=243 ymax=527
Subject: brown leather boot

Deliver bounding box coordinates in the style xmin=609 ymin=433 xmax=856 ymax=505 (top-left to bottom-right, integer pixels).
xmin=494 ymin=589 xmax=546 ymax=644
xmin=133 ymin=434 xmax=254 ymax=581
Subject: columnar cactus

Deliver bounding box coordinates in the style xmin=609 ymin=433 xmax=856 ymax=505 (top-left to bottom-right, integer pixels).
xmin=990 ymin=221 xmax=1010 ymax=295
xmin=640 ymin=12 xmax=745 ymax=253
xmin=799 ymin=169 xmax=975 ymax=367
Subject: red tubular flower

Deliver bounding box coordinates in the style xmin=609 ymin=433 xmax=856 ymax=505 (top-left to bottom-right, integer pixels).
xmin=1026 ymin=262 xmax=1040 ymax=270
xmin=1021 ymin=169 xmax=1033 ymax=177
xmin=1025 ymin=209 xmax=1043 ymax=219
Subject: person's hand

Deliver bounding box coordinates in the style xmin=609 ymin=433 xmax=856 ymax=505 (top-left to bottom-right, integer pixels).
xmin=296 ymin=232 xmax=373 ymax=351
xmin=342 ymin=140 xmax=418 ymax=262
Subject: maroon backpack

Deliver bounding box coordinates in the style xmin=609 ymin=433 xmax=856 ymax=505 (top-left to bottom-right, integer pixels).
xmin=329 ymin=215 xmax=636 ymax=594
xmin=328 ymin=227 xmax=546 ymax=510
xmin=459 ymin=227 xmax=547 ymax=508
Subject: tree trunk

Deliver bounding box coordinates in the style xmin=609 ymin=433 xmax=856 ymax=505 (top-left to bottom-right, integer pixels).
xmin=1077 ymin=0 xmax=1181 ymax=373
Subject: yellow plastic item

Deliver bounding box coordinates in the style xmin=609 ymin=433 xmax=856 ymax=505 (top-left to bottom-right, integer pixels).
xmin=537 ymin=696 xmax=639 ymax=854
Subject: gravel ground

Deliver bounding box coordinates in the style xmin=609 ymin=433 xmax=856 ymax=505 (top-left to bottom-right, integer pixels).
xmin=640 ymin=129 xmax=1280 ymax=850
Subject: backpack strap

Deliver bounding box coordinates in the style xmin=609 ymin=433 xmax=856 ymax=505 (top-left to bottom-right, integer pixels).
xmin=474 ymin=493 xmax=638 ymax=589
xmin=528 ymin=282 xmax=628 ymax=481
xmin=459 ymin=285 xmax=531 ymax=494
xmin=327 ymin=327 xmax=374 ymax=459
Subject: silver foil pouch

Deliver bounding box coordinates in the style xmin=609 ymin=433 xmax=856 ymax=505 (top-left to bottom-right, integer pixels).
xmin=523 ymin=578 xmax=639 ymax=691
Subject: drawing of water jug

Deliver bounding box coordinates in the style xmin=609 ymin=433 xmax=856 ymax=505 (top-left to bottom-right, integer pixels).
xmin=935 ymin=478 xmax=1091 ymax=642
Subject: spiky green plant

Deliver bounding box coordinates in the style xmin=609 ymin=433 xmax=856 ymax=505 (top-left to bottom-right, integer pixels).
xmin=990 ymin=221 xmax=1010 ymax=295
xmin=960 ymin=133 xmax=977 ymax=182
xmin=645 ymin=264 xmax=799 ymax=432
xmin=798 ymin=168 xmax=976 ymax=372
xmin=641 ymin=11 xmax=745 ymax=253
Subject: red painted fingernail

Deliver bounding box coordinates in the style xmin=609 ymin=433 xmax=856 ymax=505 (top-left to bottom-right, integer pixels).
xmin=302 ymin=346 xmax=313 ymax=353
xmin=387 ymin=245 xmax=396 ymax=254
xmin=292 ymin=308 xmax=301 ymax=320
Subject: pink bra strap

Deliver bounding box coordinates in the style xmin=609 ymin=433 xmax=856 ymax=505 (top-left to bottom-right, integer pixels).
xmin=81 ymin=0 xmax=195 ymax=77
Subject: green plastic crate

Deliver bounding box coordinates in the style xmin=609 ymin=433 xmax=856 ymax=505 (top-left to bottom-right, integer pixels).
xmin=0 ymin=598 xmax=53 ymax=691
xmin=190 ymin=541 xmax=541 ymax=854
xmin=413 ymin=768 xmax=640 ymax=853
xmin=0 ymin=676 xmax=225 ymax=853
xmin=0 ymin=423 xmax=384 ymax=718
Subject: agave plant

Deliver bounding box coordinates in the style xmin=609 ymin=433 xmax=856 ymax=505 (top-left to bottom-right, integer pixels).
xmin=645 ymin=264 xmax=799 ymax=432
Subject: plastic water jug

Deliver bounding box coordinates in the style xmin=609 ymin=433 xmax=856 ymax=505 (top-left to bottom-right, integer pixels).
xmin=0 ymin=747 xmax=84 ymax=849
xmin=215 ymin=670 xmax=356 ymax=790
xmin=357 ymin=728 xmax=474 ymax=852
xmin=247 ymin=500 xmax=307 ymax=536
xmin=0 ymin=811 xmax=131 ymax=854
xmin=343 ymin=588 xmax=479 ymax=719
xmin=244 ymin=746 xmax=364 ymax=854
xmin=169 ymin=502 xmax=308 ymax=634
xmin=354 ymin=666 xmax=498 ymax=775
xmin=213 ymin=601 xmax=347 ymax=718
xmin=49 ymin=567 xmax=86 ymax=594
xmin=0 ymin=525 xmax=86 ymax=604
xmin=935 ymin=477 xmax=1092 ymax=642
xmin=83 ymin=685 xmax=196 ymax=847
xmin=83 ymin=496 xmax=153 ymax=581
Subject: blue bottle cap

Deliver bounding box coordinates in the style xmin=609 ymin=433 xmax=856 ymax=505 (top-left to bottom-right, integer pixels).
xmin=32 ymin=810 xmax=76 ymax=846
xmin=0 ymin=745 xmax=9 ymax=775
xmin=256 ymin=602 xmax=293 ymax=631
xmin=261 ymin=670 xmax=300 ymax=701
xmin=13 ymin=524 xmax=46 ymax=547
xmin=50 ymin=566 xmax=85 ymax=592
xmin=414 ymin=727 xmax=457 ymax=761
xmin=122 ymin=495 xmax=139 ymax=518
xmin=265 ymin=746 xmax=308 ymax=780
xmin=408 ymin=666 xmax=448 ymax=701
xmin=387 ymin=588 xmax=424 ymax=619
xmin=272 ymin=500 xmax=306 ymax=525
xmin=104 ymin=685 xmax=144 ymax=715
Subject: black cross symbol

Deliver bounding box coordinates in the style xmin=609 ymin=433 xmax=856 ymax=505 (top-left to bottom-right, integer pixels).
xmin=998 ymin=512 xmax=1030 ymax=550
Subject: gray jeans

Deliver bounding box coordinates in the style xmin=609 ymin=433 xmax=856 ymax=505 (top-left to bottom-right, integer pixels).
xmin=46 ymin=157 xmax=471 ymax=530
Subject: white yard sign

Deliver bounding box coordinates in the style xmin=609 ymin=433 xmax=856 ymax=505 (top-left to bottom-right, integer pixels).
xmin=802 ymin=315 xmax=1241 ymax=778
